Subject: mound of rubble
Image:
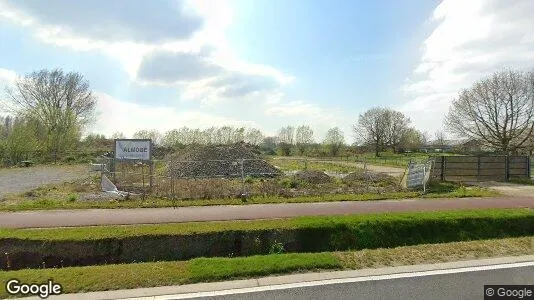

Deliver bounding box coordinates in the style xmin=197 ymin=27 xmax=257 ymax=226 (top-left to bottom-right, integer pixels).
xmin=294 ymin=170 xmax=332 ymax=184
xmin=342 ymin=171 xmax=398 ymax=187
xmin=166 ymin=142 xmax=282 ymax=178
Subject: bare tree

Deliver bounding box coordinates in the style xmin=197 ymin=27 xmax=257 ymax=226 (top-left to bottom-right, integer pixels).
xmin=354 ymin=107 xmax=389 ymax=157
xmin=421 ymin=131 xmax=431 ymax=147
xmin=295 ymin=125 xmax=314 ymax=155
xmin=276 ymin=125 xmax=295 ymax=156
xmin=384 ymin=110 xmax=411 ymax=153
xmin=111 ymin=132 xmax=126 ymax=139
xmin=244 ymin=128 xmax=264 ymax=146
xmin=6 ymin=69 xmax=97 ymax=161
xmin=445 ymin=69 xmax=534 ymax=153
xmin=323 ymin=127 xmax=345 ymax=156
xmin=400 ymin=127 xmax=424 ymax=151
xmin=434 ymin=130 xmax=446 ymax=151
xmin=133 ymin=129 xmax=162 ymax=145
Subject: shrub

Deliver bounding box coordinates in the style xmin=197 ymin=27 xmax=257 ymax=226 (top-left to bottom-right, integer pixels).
xmin=67 ymin=193 xmax=79 ymax=202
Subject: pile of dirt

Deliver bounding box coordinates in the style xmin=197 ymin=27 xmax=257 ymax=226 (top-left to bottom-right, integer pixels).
xmin=294 ymin=170 xmax=332 ymax=184
xmin=342 ymin=171 xmax=398 ymax=187
xmin=166 ymin=142 xmax=281 ymax=178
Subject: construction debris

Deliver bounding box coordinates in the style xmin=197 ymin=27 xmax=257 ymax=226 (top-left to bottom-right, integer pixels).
xmin=294 ymin=170 xmax=332 ymax=184
xmin=166 ymin=142 xmax=282 ymax=178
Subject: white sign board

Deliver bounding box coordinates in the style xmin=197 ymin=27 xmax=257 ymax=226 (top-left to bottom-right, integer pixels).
xmin=115 ymin=139 xmax=152 ymax=160
xmin=406 ymin=160 xmax=433 ymax=190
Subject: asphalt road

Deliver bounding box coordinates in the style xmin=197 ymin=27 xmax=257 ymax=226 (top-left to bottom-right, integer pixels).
xmin=190 ymin=264 xmax=534 ymax=300
xmin=1 ymin=196 xmax=533 ymax=228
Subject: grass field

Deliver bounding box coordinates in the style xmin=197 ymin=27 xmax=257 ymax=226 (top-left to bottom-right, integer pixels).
xmin=0 ymin=181 xmax=497 ymax=211
xmin=1 ymin=236 xmax=532 ymax=297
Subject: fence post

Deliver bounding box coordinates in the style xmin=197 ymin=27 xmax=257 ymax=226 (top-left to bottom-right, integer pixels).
xmin=477 ymin=156 xmax=481 ymax=181
xmin=505 ymin=156 xmax=510 ymax=182
xmin=112 ymin=158 xmax=116 ymax=184
xmin=440 ymin=156 xmax=445 ymax=181
xmin=240 ymin=159 xmax=245 ymax=196
xmin=527 ymin=156 xmax=531 ymax=178
xmin=149 ymin=160 xmax=154 ymax=191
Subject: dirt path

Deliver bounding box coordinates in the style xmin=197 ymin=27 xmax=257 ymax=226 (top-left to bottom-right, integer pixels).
xmin=1 ymin=196 xmax=533 ymax=228
xmin=272 ymin=157 xmax=406 ymax=177
xmin=468 ymin=181 xmax=534 ymax=198
xmin=0 ymin=164 xmax=90 ymax=198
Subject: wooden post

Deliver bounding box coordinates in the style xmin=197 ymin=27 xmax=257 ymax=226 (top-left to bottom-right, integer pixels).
xmin=527 ymin=156 xmax=531 ymax=178
xmin=149 ymin=160 xmax=154 ymax=191
xmin=441 ymin=156 xmax=445 ymax=181
xmin=505 ymin=156 xmax=510 ymax=182
xmin=477 ymin=156 xmax=481 ymax=181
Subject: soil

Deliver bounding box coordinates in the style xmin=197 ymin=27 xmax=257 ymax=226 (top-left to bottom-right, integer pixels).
xmin=294 ymin=170 xmax=332 ymax=184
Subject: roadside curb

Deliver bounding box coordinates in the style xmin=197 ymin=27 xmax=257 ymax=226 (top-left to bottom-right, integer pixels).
xmin=20 ymin=255 xmax=534 ymax=300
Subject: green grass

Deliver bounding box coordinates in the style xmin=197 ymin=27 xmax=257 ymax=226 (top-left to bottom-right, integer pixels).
xmin=1 ymin=236 xmax=532 ymax=298
xmin=0 ymin=208 xmax=530 ymax=241
xmin=268 ymin=158 xmax=359 ymax=172
xmin=189 ymin=253 xmax=340 ymax=281
xmin=0 ymin=181 xmax=498 ymax=211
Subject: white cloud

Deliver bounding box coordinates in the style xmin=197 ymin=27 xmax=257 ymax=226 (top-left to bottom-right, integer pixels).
xmin=0 ymin=68 xmax=17 ymax=114
xmin=0 ymin=67 xmax=17 ymax=83
xmin=0 ymin=1 xmax=347 ymax=141
xmin=400 ymin=0 xmax=534 ymax=134
xmin=0 ymin=0 xmax=203 ymax=43
xmin=90 ymin=92 xmax=261 ymax=138
xmin=0 ymin=0 xmax=293 ymax=105
xmin=265 ymin=101 xmax=323 ymax=117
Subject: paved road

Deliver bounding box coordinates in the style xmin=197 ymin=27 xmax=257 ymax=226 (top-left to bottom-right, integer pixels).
xmin=182 ymin=263 xmax=534 ymax=300
xmin=0 ymin=164 xmax=89 ymax=199
xmin=1 ymin=196 xmax=533 ymax=228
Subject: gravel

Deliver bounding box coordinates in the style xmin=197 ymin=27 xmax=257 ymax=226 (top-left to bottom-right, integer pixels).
xmin=166 ymin=142 xmax=282 ymax=178
xmin=0 ymin=164 xmax=89 ymax=199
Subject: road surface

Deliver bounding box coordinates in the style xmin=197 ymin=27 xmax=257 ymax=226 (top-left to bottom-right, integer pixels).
xmin=27 ymin=256 xmax=533 ymax=300
xmin=176 ymin=262 xmax=534 ymax=300
xmin=1 ymin=196 xmax=533 ymax=228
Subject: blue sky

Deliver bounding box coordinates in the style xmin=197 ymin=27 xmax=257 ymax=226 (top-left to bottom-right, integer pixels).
xmin=1 ymin=0 xmax=533 ymax=142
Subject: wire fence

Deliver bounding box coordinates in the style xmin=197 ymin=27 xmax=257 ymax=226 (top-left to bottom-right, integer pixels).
xmin=95 ymin=155 xmax=413 ymax=200
xmin=97 ymin=157 xmax=284 ymax=199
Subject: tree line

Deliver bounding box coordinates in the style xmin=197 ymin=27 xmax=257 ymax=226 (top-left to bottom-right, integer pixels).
xmin=1 ymin=68 xmax=533 ymax=166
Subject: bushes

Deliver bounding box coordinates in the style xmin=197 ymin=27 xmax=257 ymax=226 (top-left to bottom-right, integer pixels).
xmin=1 ymin=209 xmax=533 ymax=270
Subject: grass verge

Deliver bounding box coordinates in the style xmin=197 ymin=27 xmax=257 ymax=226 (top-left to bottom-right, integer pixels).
xmin=1 ymin=236 xmax=532 ymax=298
xmin=0 ymin=182 xmax=498 ymax=211
xmin=1 ymin=208 xmax=529 ymax=241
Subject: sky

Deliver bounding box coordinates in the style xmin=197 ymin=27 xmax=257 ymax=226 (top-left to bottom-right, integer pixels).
xmin=0 ymin=0 xmax=533 ymax=143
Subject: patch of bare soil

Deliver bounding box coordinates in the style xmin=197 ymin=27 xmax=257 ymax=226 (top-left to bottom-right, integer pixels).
xmin=294 ymin=170 xmax=332 ymax=184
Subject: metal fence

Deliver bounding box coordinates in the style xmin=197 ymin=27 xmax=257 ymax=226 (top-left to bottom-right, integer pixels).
xmin=97 ymin=157 xmax=283 ymax=199
xmin=96 ymin=156 xmax=409 ymax=199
